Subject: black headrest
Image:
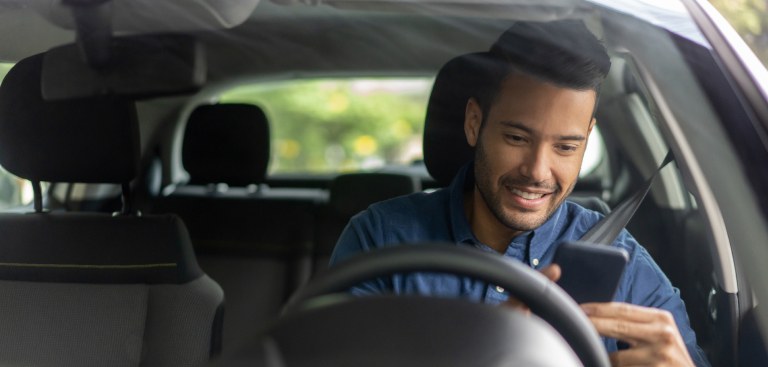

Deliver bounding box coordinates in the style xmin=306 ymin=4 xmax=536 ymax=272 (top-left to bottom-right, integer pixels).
xmin=182 ymin=103 xmax=270 ymax=186
xmin=423 ymin=53 xmax=498 ymax=186
xmin=0 ymin=53 xmax=139 ymax=184
xmin=330 ymin=173 xmax=421 ymax=217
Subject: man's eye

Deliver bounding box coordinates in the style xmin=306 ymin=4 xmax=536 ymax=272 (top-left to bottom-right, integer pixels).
xmin=505 ymin=134 xmax=526 ymax=143
xmin=556 ymin=145 xmax=579 ymax=153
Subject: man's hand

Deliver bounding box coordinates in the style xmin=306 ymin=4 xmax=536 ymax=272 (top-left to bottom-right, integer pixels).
xmin=503 ymin=264 xmax=561 ymax=312
xmin=581 ymin=302 xmax=695 ymax=367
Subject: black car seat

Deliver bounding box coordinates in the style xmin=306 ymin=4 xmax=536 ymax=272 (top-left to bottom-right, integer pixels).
xmin=313 ymin=172 xmax=421 ymax=274
xmin=152 ymin=103 xmax=319 ymax=348
xmin=0 ymin=53 xmax=224 ymax=366
xmin=423 ymin=52 xmax=610 ymax=214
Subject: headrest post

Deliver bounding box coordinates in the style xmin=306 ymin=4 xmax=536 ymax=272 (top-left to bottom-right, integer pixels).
xmin=32 ymin=181 xmax=43 ymax=213
xmin=120 ymin=182 xmax=132 ymax=215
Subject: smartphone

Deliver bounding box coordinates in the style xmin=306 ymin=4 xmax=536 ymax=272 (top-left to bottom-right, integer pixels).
xmin=552 ymin=241 xmax=629 ymax=304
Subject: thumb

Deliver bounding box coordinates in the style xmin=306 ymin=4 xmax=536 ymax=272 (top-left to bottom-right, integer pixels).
xmin=539 ymin=264 xmax=561 ymax=282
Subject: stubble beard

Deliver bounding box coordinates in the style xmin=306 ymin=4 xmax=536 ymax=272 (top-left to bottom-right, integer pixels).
xmin=473 ymin=139 xmax=573 ymax=233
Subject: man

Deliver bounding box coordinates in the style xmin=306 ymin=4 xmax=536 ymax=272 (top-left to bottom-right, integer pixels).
xmin=330 ymin=20 xmax=709 ymax=367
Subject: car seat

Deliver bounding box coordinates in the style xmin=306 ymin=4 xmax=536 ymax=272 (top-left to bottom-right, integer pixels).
xmin=0 ymin=53 xmax=224 ymax=367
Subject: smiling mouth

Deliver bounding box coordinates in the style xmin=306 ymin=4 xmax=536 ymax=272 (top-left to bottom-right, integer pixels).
xmin=510 ymin=188 xmax=550 ymax=200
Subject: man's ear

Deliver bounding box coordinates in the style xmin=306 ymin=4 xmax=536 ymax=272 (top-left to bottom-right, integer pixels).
xmin=587 ymin=117 xmax=596 ymax=135
xmin=464 ymin=98 xmax=483 ymax=148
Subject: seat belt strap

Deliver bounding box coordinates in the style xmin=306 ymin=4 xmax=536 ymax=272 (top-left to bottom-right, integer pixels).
xmin=579 ymin=151 xmax=674 ymax=245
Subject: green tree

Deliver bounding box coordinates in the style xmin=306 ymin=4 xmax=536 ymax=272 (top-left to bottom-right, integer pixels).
xmin=710 ymin=0 xmax=768 ymax=67
xmin=221 ymin=79 xmax=430 ymax=174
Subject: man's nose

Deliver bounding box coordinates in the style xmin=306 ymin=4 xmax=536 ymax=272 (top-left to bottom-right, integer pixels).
xmin=519 ymin=148 xmax=552 ymax=182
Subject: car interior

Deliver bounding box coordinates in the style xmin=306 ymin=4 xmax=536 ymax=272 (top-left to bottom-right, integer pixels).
xmin=0 ymin=0 xmax=766 ymax=366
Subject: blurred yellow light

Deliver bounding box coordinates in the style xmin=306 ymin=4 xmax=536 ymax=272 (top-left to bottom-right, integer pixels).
xmin=353 ymin=135 xmax=378 ymax=156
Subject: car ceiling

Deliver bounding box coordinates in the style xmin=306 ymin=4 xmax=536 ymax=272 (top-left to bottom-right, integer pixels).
xmin=0 ymin=0 xmax=595 ymax=77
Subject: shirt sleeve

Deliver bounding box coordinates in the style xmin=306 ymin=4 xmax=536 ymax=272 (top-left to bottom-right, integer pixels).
xmin=618 ymin=234 xmax=711 ymax=367
xmin=329 ymin=210 xmax=392 ymax=295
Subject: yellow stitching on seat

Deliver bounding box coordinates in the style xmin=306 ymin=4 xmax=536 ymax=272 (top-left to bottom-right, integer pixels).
xmin=0 ymin=262 xmax=177 ymax=269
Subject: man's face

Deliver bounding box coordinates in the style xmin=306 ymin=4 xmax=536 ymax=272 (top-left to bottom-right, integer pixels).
xmin=464 ymin=72 xmax=596 ymax=234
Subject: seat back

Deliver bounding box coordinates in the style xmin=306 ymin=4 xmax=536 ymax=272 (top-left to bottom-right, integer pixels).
xmin=153 ymin=103 xmax=320 ymax=347
xmin=0 ymin=53 xmax=223 ymax=367
xmin=314 ymin=172 xmax=421 ymax=273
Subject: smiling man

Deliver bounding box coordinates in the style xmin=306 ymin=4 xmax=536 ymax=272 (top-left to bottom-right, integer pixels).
xmin=330 ymin=20 xmax=709 ymax=367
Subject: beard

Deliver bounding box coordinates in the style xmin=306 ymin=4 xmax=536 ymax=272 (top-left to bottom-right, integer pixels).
xmin=473 ymin=138 xmax=573 ymax=232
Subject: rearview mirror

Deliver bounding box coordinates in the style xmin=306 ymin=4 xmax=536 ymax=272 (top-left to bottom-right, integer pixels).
xmin=41 ymin=34 xmax=205 ymax=100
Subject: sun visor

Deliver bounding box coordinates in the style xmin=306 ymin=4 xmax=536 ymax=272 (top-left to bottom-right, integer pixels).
xmin=41 ymin=34 xmax=206 ymax=100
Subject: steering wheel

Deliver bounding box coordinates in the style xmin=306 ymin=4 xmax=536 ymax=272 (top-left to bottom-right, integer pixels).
xmin=284 ymin=243 xmax=610 ymax=367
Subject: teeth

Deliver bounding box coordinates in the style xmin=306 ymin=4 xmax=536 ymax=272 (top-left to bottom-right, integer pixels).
xmin=511 ymin=188 xmax=544 ymax=200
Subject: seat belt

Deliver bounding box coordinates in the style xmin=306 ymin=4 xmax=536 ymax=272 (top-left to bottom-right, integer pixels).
xmin=579 ymin=151 xmax=674 ymax=245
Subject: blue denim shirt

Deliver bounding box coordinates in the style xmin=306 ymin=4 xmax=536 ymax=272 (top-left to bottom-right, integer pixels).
xmin=330 ymin=164 xmax=709 ymax=366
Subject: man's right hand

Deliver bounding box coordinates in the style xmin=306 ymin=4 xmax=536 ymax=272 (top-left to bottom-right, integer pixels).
xmin=503 ymin=264 xmax=561 ymax=312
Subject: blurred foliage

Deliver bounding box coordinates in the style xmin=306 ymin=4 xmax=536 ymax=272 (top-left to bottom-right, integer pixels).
xmin=221 ymin=79 xmax=431 ymax=174
xmin=710 ymin=0 xmax=768 ymax=67
xmin=0 ymin=63 xmax=12 ymax=84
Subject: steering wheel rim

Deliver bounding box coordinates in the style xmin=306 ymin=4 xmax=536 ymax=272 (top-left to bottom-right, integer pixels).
xmin=285 ymin=243 xmax=609 ymax=367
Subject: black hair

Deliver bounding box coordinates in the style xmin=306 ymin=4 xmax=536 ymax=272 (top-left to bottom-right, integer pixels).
xmin=473 ymin=20 xmax=612 ymax=119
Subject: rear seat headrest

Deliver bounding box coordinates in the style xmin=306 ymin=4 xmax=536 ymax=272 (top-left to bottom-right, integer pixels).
xmin=0 ymin=53 xmax=139 ymax=184
xmin=330 ymin=173 xmax=421 ymax=217
xmin=423 ymin=52 xmax=498 ymax=187
xmin=182 ymin=103 xmax=270 ymax=186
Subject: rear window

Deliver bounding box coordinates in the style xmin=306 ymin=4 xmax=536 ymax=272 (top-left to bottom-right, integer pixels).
xmin=220 ymin=77 xmax=606 ymax=177
xmin=221 ymin=78 xmax=431 ymax=174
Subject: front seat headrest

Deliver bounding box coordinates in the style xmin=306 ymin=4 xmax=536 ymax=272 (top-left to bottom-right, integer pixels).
xmin=0 ymin=53 xmax=139 ymax=184
xmin=330 ymin=173 xmax=421 ymax=218
xmin=423 ymin=52 xmax=498 ymax=187
xmin=182 ymin=103 xmax=270 ymax=186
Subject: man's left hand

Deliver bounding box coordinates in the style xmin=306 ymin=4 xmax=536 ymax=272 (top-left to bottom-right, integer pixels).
xmin=581 ymin=302 xmax=695 ymax=367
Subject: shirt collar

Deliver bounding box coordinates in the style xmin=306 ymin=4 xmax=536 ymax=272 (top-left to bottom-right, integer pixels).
xmin=448 ymin=162 xmax=569 ymax=257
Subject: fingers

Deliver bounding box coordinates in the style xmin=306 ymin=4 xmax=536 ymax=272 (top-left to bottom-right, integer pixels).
xmin=582 ymin=302 xmax=695 ymax=366
xmin=582 ymin=302 xmax=675 ymax=324
xmin=609 ymin=347 xmax=655 ymax=366
xmin=500 ymin=264 xmax=558 ymax=317
xmin=610 ymin=345 xmax=694 ymax=367
xmin=582 ymin=303 xmax=680 ymax=345
xmin=588 ymin=314 xmax=679 ymax=346
xmin=502 ymin=297 xmax=531 ymax=316
xmin=539 ymin=263 xmax=561 ymax=282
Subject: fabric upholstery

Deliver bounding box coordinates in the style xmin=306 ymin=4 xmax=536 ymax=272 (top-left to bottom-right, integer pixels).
xmin=313 ymin=172 xmax=422 ymax=274
xmin=0 ymin=276 xmax=224 ymax=367
xmin=142 ymin=276 xmax=225 ymax=367
xmin=182 ymin=103 xmax=270 ymax=186
xmin=0 ymin=53 xmax=139 ymax=183
xmin=0 ymin=51 xmax=223 ymax=366
xmin=0 ymin=213 xmax=202 ymax=284
xmin=156 ymin=103 xmax=316 ymax=347
xmin=330 ymin=173 xmax=422 ymax=218
xmin=0 ymin=281 xmax=148 ymax=367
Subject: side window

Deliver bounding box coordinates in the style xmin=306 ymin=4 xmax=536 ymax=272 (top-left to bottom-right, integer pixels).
xmin=579 ymin=127 xmax=606 ymax=178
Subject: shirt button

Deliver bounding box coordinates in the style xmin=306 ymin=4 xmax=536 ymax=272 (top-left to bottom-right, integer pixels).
xmin=495 ymin=286 xmax=505 ymax=293
xmin=532 ymin=258 xmax=540 ymax=267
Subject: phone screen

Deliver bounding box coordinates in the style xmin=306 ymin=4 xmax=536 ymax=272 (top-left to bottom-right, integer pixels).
xmin=553 ymin=241 xmax=629 ymax=304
